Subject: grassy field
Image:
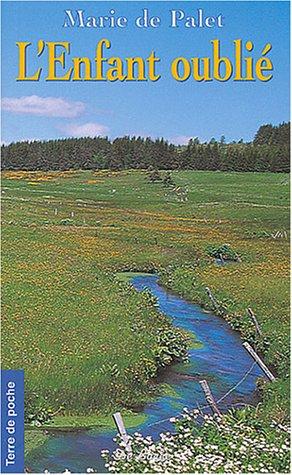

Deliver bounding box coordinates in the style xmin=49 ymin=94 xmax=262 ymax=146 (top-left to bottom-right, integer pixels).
xmin=1 ymin=169 xmax=289 ymax=429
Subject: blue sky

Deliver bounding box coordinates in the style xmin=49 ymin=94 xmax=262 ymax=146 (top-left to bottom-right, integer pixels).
xmin=1 ymin=1 xmax=290 ymax=144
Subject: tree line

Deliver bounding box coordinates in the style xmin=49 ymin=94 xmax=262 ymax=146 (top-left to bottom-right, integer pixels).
xmin=1 ymin=121 xmax=289 ymax=173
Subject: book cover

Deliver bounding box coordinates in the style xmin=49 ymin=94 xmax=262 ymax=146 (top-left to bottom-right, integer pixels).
xmin=1 ymin=0 xmax=290 ymax=473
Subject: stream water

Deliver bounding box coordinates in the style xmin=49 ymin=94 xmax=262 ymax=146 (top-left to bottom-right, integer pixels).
xmin=27 ymin=274 xmax=266 ymax=473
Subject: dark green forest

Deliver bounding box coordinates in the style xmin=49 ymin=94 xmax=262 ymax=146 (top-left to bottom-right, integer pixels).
xmin=1 ymin=121 xmax=290 ymax=172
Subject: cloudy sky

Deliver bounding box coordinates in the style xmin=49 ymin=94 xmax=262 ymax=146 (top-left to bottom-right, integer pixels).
xmin=1 ymin=0 xmax=290 ymax=144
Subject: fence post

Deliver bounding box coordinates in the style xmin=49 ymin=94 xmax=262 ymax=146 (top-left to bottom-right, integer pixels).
xmin=243 ymin=342 xmax=276 ymax=382
xmin=112 ymin=412 xmax=132 ymax=456
xmin=199 ymin=380 xmax=222 ymax=416
xmin=205 ymin=287 xmax=219 ymax=310
xmin=247 ymin=308 xmax=262 ymax=336
xmin=219 ymin=253 xmax=224 ymax=264
xmin=236 ymin=253 xmax=242 ymax=262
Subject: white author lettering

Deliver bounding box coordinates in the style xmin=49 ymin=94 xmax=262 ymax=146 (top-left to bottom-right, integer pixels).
xmin=62 ymin=9 xmax=224 ymax=29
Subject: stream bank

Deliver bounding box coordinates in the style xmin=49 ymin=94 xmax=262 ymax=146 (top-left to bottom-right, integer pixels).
xmin=26 ymin=273 xmax=265 ymax=473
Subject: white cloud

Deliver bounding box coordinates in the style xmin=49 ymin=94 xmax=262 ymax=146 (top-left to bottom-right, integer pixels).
xmin=169 ymin=135 xmax=192 ymax=145
xmin=1 ymin=95 xmax=85 ymax=118
xmin=60 ymin=122 xmax=109 ymax=138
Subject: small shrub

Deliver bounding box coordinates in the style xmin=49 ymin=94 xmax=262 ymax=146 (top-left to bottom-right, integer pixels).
xmin=60 ymin=218 xmax=74 ymax=226
xmin=162 ymin=172 xmax=176 ymax=187
xmin=206 ymin=244 xmax=239 ymax=262
xmin=147 ymin=169 xmax=162 ymax=183
xmin=154 ymin=326 xmax=189 ymax=368
xmin=25 ymin=392 xmax=55 ymax=426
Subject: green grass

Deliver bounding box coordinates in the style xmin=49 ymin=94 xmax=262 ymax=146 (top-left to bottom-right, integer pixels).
xmin=1 ymin=169 xmax=289 ymax=428
xmin=115 ymin=271 xmax=153 ymax=282
xmin=24 ymin=409 xmax=147 ymax=461
xmin=26 ymin=410 xmax=147 ymax=431
xmin=25 ymin=430 xmax=48 ymax=458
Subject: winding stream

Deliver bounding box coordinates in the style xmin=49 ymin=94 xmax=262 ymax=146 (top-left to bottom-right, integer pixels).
xmin=27 ymin=274 xmax=266 ymax=473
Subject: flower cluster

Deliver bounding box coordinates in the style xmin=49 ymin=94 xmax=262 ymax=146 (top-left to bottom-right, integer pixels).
xmin=102 ymin=409 xmax=290 ymax=473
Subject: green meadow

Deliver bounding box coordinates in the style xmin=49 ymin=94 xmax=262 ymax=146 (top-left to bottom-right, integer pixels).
xmin=1 ymin=169 xmax=289 ymax=428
